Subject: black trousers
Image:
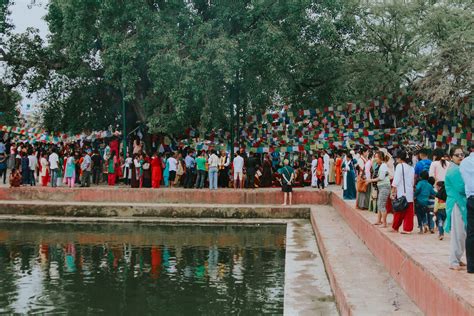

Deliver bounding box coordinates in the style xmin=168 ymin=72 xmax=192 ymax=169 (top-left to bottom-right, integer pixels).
xmin=184 ymin=169 xmax=195 ymax=188
xmin=92 ymin=167 xmax=101 ymax=185
xmin=467 ymin=196 xmax=474 ymax=273
xmin=246 ymin=169 xmax=255 ymax=188
xmin=0 ymin=169 xmax=6 ymax=184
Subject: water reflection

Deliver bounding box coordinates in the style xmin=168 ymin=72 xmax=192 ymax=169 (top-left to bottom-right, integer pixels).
xmin=0 ymin=223 xmax=286 ymax=314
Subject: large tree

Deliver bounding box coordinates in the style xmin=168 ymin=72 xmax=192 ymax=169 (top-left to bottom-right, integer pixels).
xmin=38 ymin=0 xmax=359 ymax=135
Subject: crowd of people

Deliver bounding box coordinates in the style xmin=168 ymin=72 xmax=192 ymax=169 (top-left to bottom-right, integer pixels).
xmin=0 ymin=135 xmax=472 ymax=273
xmin=350 ymin=145 xmax=473 ymax=274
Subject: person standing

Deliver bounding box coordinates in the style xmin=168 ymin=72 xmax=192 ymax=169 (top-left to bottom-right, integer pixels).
xmin=218 ymin=150 xmax=230 ymax=188
xmin=195 ymin=151 xmax=207 ymax=189
xmin=208 ymin=150 xmax=219 ymax=190
xmin=0 ymin=152 xmax=7 ymax=185
xmin=65 ymin=153 xmax=76 ymax=188
xmin=317 ymin=152 xmax=325 ymax=190
xmin=27 ymin=150 xmax=38 ymax=186
xmin=39 ymin=152 xmax=50 ymax=186
xmin=107 ymin=152 xmax=117 ymax=186
xmin=328 ymin=153 xmax=335 ymax=184
xmin=459 ymin=144 xmax=473 ymax=274
xmin=123 ymin=152 xmax=133 ymax=185
xmin=414 ymin=171 xmax=437 ymax=233
xmin=391 ymin=150 xmax=415 ymax=234
xmin=21 ymin=152 xmax=30 ymax=185
xmin=184 ymin=151 xmax=196 ymax=188
xmin=245 ymin=151 xmax=258 ymax=189
xmin=80 ymin=150 xmax=92 ymax=187
xmin=91 ymin=150 xmax=102 ymax=185
xmin=151 ymin=152 xmax=163 ymax=188
xmin=342 ymin=153 xmax=356 ymax=199
xmin=367 ymin=151 xmax=391 ymax=227
xmin=168 ymin=152 xmax=178 ymax=188
xmin=162 ymin=153 xmax=170 ymax=187
xmin=445 ymin=146 xmax=467 ymax=270
xmin=323 ymin=150 xmax=330 ymax=187
xmin=233 ymin=152 xmax=244 ymax=189
xmin=280 ymin=159 xmax=295 ymax=206
xmin=356 ymin=148 xmax=370 ymax=210
xmin=415 ymin=148 xmax=432 ymax=181
xmin=311 ymin=154 xmax=318 ymax=188
xmin=49 ymin=148 xmax=59 ymax=187
xmin=130 ymin=154 xmax=141 ymax=188
xmin=335 ymin=152 xmax=343 ymax=186
xmin=429 ymin=148 xmax=450 ymax=185
xmin=260 ymin=155 xmax=273 ymax=188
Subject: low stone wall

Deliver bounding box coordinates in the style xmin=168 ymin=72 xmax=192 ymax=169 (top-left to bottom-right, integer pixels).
xmin=0 ymin=202 xmax=311 ymax=219
xmin=0 ymin=187 xmax=330 ymax=205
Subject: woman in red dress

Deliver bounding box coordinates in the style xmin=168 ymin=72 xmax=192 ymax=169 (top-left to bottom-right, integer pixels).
xmin=151 ymin=152 xmax=163 ymax=188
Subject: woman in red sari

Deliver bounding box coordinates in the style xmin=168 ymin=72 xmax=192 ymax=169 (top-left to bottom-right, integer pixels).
xmin=151 ymin=152 xmax=163 ymax=188
xmin=335 ymin=152 xmax=343 ymax=185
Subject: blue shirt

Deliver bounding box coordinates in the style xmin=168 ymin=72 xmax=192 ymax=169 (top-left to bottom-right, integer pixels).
xmin=185 ymin=155 xmax=195 ymax=169
xmin=415 ymin=179 xmax=436 ymax=206
xmin=415 ymin=159 xmax=432 ymax=176
xmin=460 ymin=152 xmax=474 ymax=197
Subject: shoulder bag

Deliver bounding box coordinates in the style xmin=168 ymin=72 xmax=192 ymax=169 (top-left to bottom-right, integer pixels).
xmin=392 ymin=163 xmax=409 ymax=212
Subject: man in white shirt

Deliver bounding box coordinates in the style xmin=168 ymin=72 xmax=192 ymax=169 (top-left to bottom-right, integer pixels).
xmin=167 ymin=153 xmax=178 ymax=187
xmin=233 ymin=152 xmax=244 ymax=189
xmin=208 ymin=150 xmax=219 ymax=190
xmin=48 ymin=148 xmax=59 ymax=187
xmin=460 ymin=144 xmax=474 ymax=274
xmin=28 ymin=151 xmax=38 ymax=186
xmin=323 ymin=150 xmax=330 ymax=187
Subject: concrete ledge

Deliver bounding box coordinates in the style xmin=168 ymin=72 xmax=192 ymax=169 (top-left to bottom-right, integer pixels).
xmin=0 ymin=201 xmax=311 ymax=219
xmin=284 ymin=220 xmax=337 ymax=315
xmin=330 ymin=190 xmax=474 ymax=316
xmin=0 ymin=187 xmax=330 ymax=205
xmin=311 ymin=206 xmax=421 ymax=316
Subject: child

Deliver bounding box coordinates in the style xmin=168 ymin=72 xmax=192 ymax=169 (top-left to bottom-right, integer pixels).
xmin=427 ymin=177 xmax=436 ymax=233
xmin=434 ymin=181 xmax=447 ymax=240
xmin=415 ymin=171 xmax=436 ymax=233
xmin=9 ymin=168 xmax=21 ymax=187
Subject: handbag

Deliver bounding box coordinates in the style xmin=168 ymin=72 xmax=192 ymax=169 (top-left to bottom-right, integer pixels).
xmin=392 ymin=163 xmax=408 ymax=212
xmin=357 ymin=177 xmax=368 ymax=192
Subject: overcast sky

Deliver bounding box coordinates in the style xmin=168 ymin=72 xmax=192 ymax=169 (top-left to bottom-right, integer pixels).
xmin=8 ymin=0 xmax=48 ymax=109
xmin=10 ymin=0 xmax=48 ymax=37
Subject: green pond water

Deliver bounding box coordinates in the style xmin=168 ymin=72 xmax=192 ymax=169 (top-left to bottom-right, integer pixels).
xmin=0 ymin=222 xmax=286 ymax=315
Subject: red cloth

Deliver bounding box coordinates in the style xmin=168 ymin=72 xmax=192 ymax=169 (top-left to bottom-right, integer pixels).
xmin=335 ymin=158 xmax=342 ymax=185
xmin=110 ymin=139 xmax=119 ymax=157
xmin=392 ymin=202 xmax=414 ymax=232
xmin=151 ymin=156 xmax=162 ymax=188
xmin=41 ymin=169 xmax=50 ymax=187
xmin=317 ymin=157 xmax=324 ymax=179
xmin=108 ymin=173 xmax=116 ymax=186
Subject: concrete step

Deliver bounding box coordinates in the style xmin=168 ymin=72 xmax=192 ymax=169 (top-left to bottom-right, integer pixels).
xmin=0 ymin=200 xmax=310 ymax=219
xmin=0 ymin=187 xmax=330 ymax=205
xmin=311 ymin=205 xmax=422 ymax=316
